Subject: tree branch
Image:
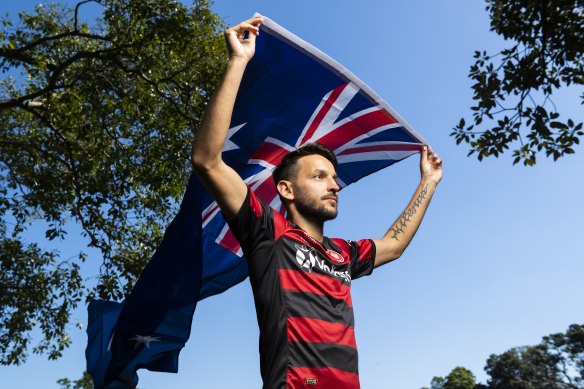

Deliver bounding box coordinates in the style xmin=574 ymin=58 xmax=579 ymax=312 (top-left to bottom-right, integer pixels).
xmin=0 ymin=45 xmax=132 ymax=110
xmin=0 ymin=31 xmax=111 ymax=64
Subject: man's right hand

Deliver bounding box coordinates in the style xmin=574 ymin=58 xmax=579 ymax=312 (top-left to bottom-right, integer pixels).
xmin=192 ymin=18 xmax=263 ymax=219
xmin=224 ymin=17 xmax=263 ymax=63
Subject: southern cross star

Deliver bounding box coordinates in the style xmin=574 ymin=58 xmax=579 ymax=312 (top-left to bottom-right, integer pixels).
xmin=222 ymin=123 xmax=246 ymax=152
xmin=130 ymin=334 xmax=161 ymax=349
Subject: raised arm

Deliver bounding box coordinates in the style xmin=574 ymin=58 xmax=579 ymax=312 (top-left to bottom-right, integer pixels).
xmin=372 ymin=146 xmax=442 ymax=267
xmin=191 ymin=17 xmax=263 ymax=219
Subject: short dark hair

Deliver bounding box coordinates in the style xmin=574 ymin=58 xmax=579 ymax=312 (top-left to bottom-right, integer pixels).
xmin=273 ymin=143 xmax=338 ymax=184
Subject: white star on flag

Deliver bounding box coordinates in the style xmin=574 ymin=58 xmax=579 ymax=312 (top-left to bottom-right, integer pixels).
xmin=130 ymin=334 xmax=161 ymax=349
xmin=222 ymin=123 xmax=246 ymax=152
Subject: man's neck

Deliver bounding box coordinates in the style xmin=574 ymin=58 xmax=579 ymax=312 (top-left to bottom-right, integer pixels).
xmin=288 ymin=214 xmax=325 ymax=243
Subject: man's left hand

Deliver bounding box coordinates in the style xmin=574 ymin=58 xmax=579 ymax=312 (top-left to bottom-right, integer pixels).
xmin=420 ymin=145 xmax=442 ymax=185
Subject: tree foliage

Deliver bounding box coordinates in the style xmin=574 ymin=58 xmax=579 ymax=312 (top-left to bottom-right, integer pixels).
xmin=485 ymin=345 xmax=566 ymax=388
xmin=444 ymin=367 xmax=478 ymax=389
xmin=485 ymin=324 xmax=584 ymax=388
xmin=0 ymin=0 xmax=225 ymax=365
xmin=423 ymin=366 xmax=478 ymax=389
xmin=57 ymin=371 xmax=93 ymax=389
xmin=421 ymin=324 xmax=584 ymax=389
xmin=451 ymin=0 xmax=583 ymax=165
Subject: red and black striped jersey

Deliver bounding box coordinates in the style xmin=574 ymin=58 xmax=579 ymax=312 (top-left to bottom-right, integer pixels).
xmin=227 ymin=188 xmax=376 ymax=389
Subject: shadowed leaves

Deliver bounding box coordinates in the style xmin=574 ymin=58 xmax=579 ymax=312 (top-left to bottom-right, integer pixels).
xmin=451 ymin=0 xmax=583 ymax=165
xmin=0 ymin=0 xmax=225 ymax=364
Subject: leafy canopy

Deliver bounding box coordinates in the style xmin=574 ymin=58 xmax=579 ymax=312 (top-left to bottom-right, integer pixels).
xmin=423 ymin=367 xmax=478 ymax=389
xmin=485 ymin=324 xmax=584 ymax=389
xmin=451 ymin=0 xmax=583 ymax=165
xmin=0 ymin=0 xmax=225 ymax=365
xmin=421 ymin=323 xmax=584 ymax=389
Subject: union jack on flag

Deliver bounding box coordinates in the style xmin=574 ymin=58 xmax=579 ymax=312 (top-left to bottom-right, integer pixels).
xmin=86 ymin=14 xmax=428 ymax=389
xmin=199 ymin=14 xmax=427 ymax=298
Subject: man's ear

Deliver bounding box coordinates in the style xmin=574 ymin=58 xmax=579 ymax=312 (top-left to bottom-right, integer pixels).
xmin=276 ymin=180 xmax=294 ymax=201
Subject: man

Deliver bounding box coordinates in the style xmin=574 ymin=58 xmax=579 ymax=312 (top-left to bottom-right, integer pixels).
xmin=192 ymin=17 xmax=442 ymax=389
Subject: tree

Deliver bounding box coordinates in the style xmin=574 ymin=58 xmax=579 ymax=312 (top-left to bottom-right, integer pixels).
xmin=422 ymin=366 xmax=478 ymax=389
xmin=451 ymin=0 xmax=583 ymax=166
xmin=547 ymin=323 xmax=584 ymax=386
xmin=486 ymin=324 xmax=584 ymax=388
xmin=421 ymin=324 xmax=584 ymax=389
xmin=57 ymin=371 xmax=93 ymax=389
xmin=444 ymin=367 xmax=479 ymax=389
xmin=485 ymin=345 xmax=565 ymax=388
xmin=0 ymin=0 xmax=225 ymax=365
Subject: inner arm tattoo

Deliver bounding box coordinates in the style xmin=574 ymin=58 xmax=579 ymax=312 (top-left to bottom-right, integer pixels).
xmin=390 ymin=184 xmax=428 ymax=241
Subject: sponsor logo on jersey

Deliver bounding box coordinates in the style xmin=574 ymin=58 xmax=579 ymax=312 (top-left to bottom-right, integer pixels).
xmin=295 ymin=244 xmax=351 ymax=283
xmin=295 ymin=245 xmax=316 ymax=270
xmin=305 ymin=378 xmax=318 ymax=385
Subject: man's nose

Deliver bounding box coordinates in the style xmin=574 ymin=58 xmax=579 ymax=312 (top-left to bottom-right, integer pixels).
xmin=328 ymin=177 xmax=340 ymax=193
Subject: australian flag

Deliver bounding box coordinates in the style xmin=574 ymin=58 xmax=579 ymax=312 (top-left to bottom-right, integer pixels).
xmin=86 ymin=14 xmax=428 ymax=388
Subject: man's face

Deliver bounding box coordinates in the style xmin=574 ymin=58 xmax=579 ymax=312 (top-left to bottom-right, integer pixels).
xmin=291 ymin=154 xmax=340 ymax=222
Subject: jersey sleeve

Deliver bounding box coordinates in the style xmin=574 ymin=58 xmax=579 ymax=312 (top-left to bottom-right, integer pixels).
xmin=348 ymin=239 xmax=376 ymax=280
xmin=226 ymin=187 xmax=274 ymax=253
xmin=226 ymin=187 xmax=275 ymax=277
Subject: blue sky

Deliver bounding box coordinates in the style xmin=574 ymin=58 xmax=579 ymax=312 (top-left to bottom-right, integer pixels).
xmin=2 ymin=1 xmax=583 ymax=388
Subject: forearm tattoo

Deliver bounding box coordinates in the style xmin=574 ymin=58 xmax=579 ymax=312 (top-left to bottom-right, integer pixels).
xmin=390 ymin=184 xmax=428 ymax=241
